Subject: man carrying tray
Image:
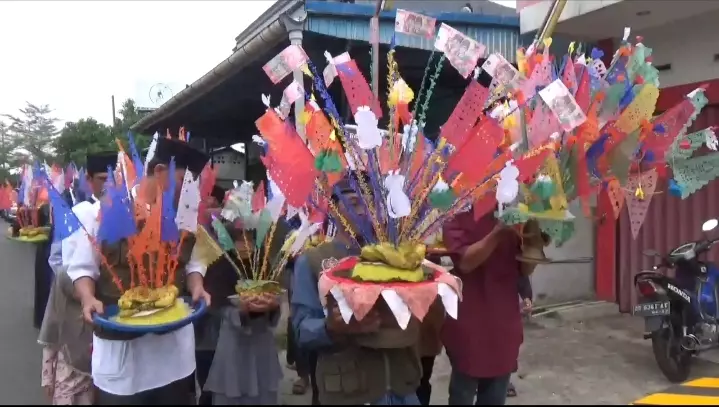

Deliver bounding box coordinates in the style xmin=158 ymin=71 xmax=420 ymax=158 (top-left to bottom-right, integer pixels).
xmin=39 ymin=151 xmax=117 ymax=405
xmin=63 ymin=137 xmax=211 ymax=405
xmin=291 ymin=173 xmax=422 ymax=406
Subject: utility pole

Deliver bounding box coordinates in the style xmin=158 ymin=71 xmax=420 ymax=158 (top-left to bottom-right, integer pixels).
xmin=370 ymin=0 xmax=384 ymax=98
xmin=111 ymin=95 xmax=117 ymax=133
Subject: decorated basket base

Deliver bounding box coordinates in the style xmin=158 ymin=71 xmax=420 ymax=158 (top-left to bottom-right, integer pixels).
xmin=229 ymin=280 xmax=285 ymax=313
xmin=319 ymin=256 xmax=461 ymax=346
xmin=7 ymin=226 xmax=50 ymax=243
xmin=92 ymin=296 xmax=207 ymax=334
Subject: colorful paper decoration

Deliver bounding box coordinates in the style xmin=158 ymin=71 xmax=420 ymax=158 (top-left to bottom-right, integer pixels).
xmin=625 ymin=169 xmax=657 ymax=239
xmin=440 ymin=81 xmax=490 ymax=147
xmin=336 ymin=59 xmax=382 ymax=119
xmin=667 ymin=128 xmax=714 ymax=161
xmin=671 ymin=152 xmax=719 ymax=199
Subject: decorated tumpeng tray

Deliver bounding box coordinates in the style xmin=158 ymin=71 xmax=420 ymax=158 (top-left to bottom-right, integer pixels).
xmin=318 ymin=246 xmax=462 ymax=348
xmin=92 ymin=287 xmax=207 ymax=334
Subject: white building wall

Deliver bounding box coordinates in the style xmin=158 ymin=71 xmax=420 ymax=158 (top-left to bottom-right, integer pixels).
xmin=519 ymin=0 xmax=622 ymax=34
xmin=531 ymin=200 xmax=596 ymax=305
xmin=634 ymin=11 xmax=719 ymax=88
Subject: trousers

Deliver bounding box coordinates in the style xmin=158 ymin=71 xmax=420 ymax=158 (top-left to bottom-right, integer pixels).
xmin=96 ymin=373 xmax=195 ymax=405
xmin=447 ymin=370 xmax=510 ymax=405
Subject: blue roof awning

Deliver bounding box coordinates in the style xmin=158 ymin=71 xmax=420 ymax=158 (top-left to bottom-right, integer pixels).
xmin=305 ymin=1 xmax=520 ymax=61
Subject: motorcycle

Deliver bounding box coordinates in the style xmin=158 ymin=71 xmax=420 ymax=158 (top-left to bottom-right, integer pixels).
xmin=632 ymin=218 xmax=719 ymax=383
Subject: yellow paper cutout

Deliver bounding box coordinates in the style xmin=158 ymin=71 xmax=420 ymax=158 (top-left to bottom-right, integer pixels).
xmin=300 ymin=64 xmax=313 ymax=78
xmin=568 ymin=41 xmax=576 ymax=55
xmin=543 ymin=37 xmax=553 ymax=49
xmin=635 ymin=186 xmax=645 ymax=200
xmin=298 ymin=110 xmax=311 ymax=126
xmin=615 ymin=85 xmax=660 ymax=134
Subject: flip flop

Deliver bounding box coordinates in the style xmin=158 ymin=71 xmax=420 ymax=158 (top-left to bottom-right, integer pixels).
xmin=292 ymin=378 xmax=308 ymax=395
xmin=507 ymin=382 xmax=517 ymax=397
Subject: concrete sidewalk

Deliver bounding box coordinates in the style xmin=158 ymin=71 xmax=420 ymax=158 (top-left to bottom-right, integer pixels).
xmin=277 ymin=301 xmax=719 ymax=405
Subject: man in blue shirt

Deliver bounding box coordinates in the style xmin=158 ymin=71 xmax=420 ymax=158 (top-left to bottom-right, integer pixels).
xmin=291 ymin=173 xmax=421 ymax=405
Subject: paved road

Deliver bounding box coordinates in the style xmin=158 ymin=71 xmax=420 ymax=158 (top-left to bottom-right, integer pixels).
xmin=632 ymin=377 xmax=719 ymax=405
xmin=0 ymin=223 xmax=47 ymax=405
xmin=3 ymin=222 xmax=718 ymax=405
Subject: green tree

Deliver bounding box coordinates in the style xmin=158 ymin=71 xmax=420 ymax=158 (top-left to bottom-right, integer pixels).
xmin=113 ymin=98 xmax=152 ymax=152
xmin=0 ymin=121 xmax=23 ymax=184
xmin=3 ymin=102 xmax=59 ymax=164
xmin=54 ymin=118 xmax=114 ymax=167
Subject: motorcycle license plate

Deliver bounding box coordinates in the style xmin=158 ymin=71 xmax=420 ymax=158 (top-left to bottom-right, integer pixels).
xmin=633 ymin=301 xmax=671 ymax=317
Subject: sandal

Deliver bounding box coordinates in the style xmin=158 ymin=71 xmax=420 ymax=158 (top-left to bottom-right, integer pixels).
xmin=507 ymin=382 xmax=517 ymax=397
xmin=292 ymin=377 xmax=308 ymax=395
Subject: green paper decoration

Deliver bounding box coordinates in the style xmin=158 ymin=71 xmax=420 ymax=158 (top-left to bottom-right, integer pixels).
xmin=607 ymin=130 xmax=639 ymax=184
xmin=559 ymin=146 xmax=577 ymax=201
xmin=497 ymin=208 xmax=528 ymax=225
xmin=670 ymin=152 xmax=719 ymax=199
xmin=254 ymin=210 xmax=273 ymax=249
xmin=600 ymin=83 xmax=626 ymax=118
xmin=315 ymin=149 xmax=343 ymax=172
xmin=530 ymin=179 xmax=556 ymax=201
xmin=539 ymin=219 xmax=575 ymax=247
xmin=428 ymin=188 xmax=456 ymax=211
xmin=211 ymin=218 xmax=235 ymax=252
xmin=666 ymin=128 xmax=713 ymax=161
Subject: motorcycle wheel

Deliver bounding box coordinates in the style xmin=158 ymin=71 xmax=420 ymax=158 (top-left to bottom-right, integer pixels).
xmin=651 ymin=325 xmax=692 ymax=383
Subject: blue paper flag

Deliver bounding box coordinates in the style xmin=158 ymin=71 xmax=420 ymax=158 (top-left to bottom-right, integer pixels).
xmin=31 ymin=166 xmax=83 ymax=242
xmin=17 ymin=177 xmax=25 ymax=205
xmin=127 ymin=132 xmax=145 ymax=182
xmin=77 ymin=167 xmax=92 ymax=199
xmin=160 ymin=157 xmax=179 ymax=242
xmin=97 ymin=170 xmax=137 ymax=244
xmin=97 ymin=184 xmax=137 ymax=244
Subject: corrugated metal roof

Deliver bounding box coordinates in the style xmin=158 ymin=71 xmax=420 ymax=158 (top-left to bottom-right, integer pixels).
xmin=617 ymin=105 xmax=719 ymax=313
xmin=306 ymin=16 xmax=520 ymax=61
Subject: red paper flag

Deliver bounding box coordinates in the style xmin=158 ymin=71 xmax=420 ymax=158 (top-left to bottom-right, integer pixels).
xmin=440 ymin=81 xmax=489 ymax=147
xmin=643 ymin=97 xmax=697 ymax=163
xmin=337 ymin=60 xmax=382 ymax=119
xmin=445 ymin=118 xmax=505 ymax=184
xmin=574 ymin=67 xmax=591 ymax=114
xmin=473 ymin=194 xmax=497 ymax=221
xmin=561 ymin=55 xmax=578 ymax=94
xmin=256 ymin=109 xmax=318 ymax=207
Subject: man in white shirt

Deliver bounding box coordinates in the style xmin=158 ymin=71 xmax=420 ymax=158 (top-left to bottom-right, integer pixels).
xmin=64 ymin=138 xmax=211 ymax=404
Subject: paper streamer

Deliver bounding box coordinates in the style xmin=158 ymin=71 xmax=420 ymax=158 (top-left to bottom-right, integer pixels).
xmin=625 ymin=169 xmax=657 ymax=239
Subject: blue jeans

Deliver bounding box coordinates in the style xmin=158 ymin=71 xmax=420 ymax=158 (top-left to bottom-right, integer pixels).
xmin=372 ymin=392 xmax=421 ymax=405
xmin=448 ymin=370 xmax=510 ymax=405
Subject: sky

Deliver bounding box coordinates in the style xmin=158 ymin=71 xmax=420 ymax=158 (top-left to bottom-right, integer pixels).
xmin=0 ymin=0 xmax=515 ymax=128
xmin=0 ymin=1 xmax=274 ymax=126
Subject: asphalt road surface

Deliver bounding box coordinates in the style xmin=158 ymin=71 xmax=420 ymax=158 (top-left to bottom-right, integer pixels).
xmin=0 ymin=223 xmax=47 ymax=405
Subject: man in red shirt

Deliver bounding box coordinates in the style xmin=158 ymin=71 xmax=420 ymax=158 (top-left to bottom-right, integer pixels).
xmin=442 ymin=209 xmax=536 ymax=405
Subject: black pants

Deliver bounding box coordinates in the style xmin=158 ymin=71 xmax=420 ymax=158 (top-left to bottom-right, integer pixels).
xmin=33 ymin=242 xmax=53 ymax=329
xmin=416 ymin=356 xmax=436 ymax=405
xmin=196 ymin=351 xmax=215 ymax=405
xmin=286 ymin=314 xmax=320 ymax=404
xmin=96 ymin=373 xmax=195 ymax=405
